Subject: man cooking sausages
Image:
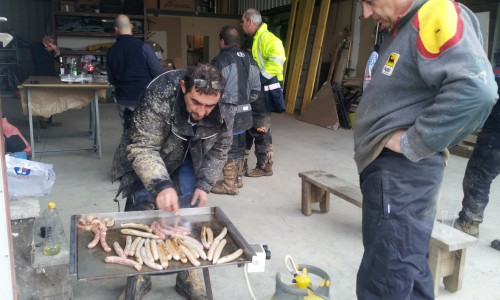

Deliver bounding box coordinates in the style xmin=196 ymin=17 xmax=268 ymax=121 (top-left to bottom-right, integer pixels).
xmin=111 ymin=63 xmax=231 ymax=300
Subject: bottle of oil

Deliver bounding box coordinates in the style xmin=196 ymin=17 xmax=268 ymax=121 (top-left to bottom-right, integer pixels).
xmin=41 ymin=202 xmax=64 ymax=256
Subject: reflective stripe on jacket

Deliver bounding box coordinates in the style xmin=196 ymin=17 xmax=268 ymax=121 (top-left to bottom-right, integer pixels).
xmin=251 ymin=23 xmax=286 ymax=82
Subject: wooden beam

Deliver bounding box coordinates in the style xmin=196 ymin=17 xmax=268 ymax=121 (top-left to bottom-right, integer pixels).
xmin=285 ymin=0 xmax=315 ymax=114
xmin=300 ymin=0 xmax=331 ymax=113
xmin=283 ymin=0 xmax=298 ymax=81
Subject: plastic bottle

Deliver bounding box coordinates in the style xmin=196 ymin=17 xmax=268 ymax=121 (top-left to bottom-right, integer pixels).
xmin=41 ymin=202 xmax=64 ymax=256
xmin=71 ymin=58 xmax=78 ymax=76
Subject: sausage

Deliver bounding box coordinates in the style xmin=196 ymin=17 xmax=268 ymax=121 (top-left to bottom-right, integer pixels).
xmin=171 ymin=233 xmax=204 ymax=250
xmin=141 ymin=246 xmax=163 ymax=270
xmin=113 ymin=241 xmax=127 ymax=258
xmin=120 ymin=222 xmax=152 ymax=232
xmin=216 ymin=248 xmax=244 ymax=264
xmin=120 ymin=229 xmax=160 ymax=239
xmin=99 ymin=225 xmax=112 ymax=253
xmin=129 ymin=237 xmax=142 ymax=257
xmin=207 ymin=238 xmax=220 ymax=261
xmin=179 ymin=238 xmax=207 ymax=261
xmin=176 ymin=239 xmax=200 ymax=259
xmin=166 ymin=239 xmax=180 ymax=261
xmin=172 ymin=239 xmax=188 ymax=263
xmin=201 ymin=226 xmax=210 ymax=249
xmin=105 ymin=256 xmax=142 ymax=271
xmin=157 ymin=240 xmax=172 ymax=260
xmin=87 ymin=226 xmax=100 ymax=249
xmin=144 ymin=239 xmax=155 ymax=263
xmin=179 ymin=245 xmax=201 ymax=267
xmin=124 ymin=236 xmax=132 ymax=256
xmin=150 ymin=239 xmax=159 ymax=261
xmin=206 ymin=227 xmax=214 ymax=244
xmin=212 ymin=239 xmax=227 ymax=264
xmin=157 ymin=241 xmax=169 ymax=268
xmin=214 ymin=227 xmax=227 ymax=242
xmin=135 ymin=238 xmax=146 ymax=265
xmin=150 ymin=222 xmax=166 ymax=240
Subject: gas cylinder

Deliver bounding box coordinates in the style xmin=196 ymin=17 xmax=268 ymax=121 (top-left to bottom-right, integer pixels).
xmin=271 ymin=256 xmax=331 ymax=300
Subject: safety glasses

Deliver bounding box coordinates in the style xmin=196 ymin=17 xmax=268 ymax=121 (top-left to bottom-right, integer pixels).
xmin=193 ymin=79 xmax=223 ymax=90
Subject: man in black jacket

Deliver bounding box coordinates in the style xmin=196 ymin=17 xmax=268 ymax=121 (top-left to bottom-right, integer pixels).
xmin=210 ymin=26 xmax=262 ymax=195
xmin=106 ymin=14 xmax=163 ymax=130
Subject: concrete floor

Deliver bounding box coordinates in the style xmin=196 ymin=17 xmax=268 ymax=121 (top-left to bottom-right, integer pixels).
xmin=2 ymin=96 xmax=500 ymax=300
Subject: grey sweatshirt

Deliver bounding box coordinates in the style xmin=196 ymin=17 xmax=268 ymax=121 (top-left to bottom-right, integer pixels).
xmin=354 ymin=0 xmax=498 ymax=174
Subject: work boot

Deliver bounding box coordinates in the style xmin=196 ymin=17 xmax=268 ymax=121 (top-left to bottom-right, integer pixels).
xmin=118 ymin=275 xmax=152 ymax=300
xmin=211 ymin=159 xmax=238 ymax=195
xmin=454 ymin=217 xmax=480 ymax=237
xmin=491 ymin=239 xmax=500 ymax=251
xmin=246 ymin=156 xmax=273 ymax=177
xmin=175 ymin=270 xmax=208 ymax=300
xmin=236 ymin=158 xmax=244 ymax=188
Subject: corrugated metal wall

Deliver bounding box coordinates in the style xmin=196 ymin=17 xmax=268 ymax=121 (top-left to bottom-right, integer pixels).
xmin=238 ymin=0 xmax=292 ymax=14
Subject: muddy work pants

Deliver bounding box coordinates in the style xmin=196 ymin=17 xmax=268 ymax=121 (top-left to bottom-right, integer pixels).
xmin=246 ymin=127 xmax=272 ymax=165
xmin=356 ymin=149 xmax=444 ymax=300
xmin=459 ymin=129 xmax=500 ymax=223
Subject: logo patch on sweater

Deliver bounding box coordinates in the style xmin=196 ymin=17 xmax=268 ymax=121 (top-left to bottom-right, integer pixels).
xmin=381 ymin=53 xmax=400 ymax=76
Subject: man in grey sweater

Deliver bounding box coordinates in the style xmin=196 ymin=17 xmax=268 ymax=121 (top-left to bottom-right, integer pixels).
xmin=355 ymin=0 xmax=498 ymax=299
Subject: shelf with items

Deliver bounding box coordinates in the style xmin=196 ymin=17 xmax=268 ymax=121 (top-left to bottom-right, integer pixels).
xmin=0 ymin=41 xmax=21 ymax=91
xmin=51 ymin=0 xmax=148 ymax=63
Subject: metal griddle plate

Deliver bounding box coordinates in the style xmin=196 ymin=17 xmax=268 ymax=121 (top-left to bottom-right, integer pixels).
xmin=69 ymin=207 xmax=255 ymax=281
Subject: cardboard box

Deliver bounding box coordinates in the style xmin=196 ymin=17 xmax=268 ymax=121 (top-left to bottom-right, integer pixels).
xmin=78 ymin=0 xmax=101 ymax=6
xmin=60 ymin=1 xmax=76 ymax=12
xmin=159 ymin=0 xmax=195 ymax=12
xmin=144 ymin=0 xmax=158 ymax=9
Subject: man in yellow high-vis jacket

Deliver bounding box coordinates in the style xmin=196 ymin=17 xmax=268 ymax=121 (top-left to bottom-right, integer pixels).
xmin=241 ymin=8 xmax=286 ymax=177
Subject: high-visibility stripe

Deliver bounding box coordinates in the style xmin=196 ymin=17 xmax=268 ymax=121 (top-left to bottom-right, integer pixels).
xmin=260 ymin=69 xmax=272 ymax=79
xmin=269 ymin=56 xmax=285 ymax=65
xmin=264 ymin=83 xmax=281 ymax=91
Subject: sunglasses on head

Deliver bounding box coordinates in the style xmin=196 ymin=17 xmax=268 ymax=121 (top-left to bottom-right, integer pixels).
xmin=193 ymin=79 xmax=223 ymax=90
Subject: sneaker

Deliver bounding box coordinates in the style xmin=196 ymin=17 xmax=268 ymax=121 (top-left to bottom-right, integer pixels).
xmin=175 ymin=270 xmax=208 ymax=300
xmin=118 ymin=275 xmax=152 ymax=300
xmin=491 ymin=240 xmax=500 ymax=251
xmin=453 ymin=218 xmax=479 ymax=237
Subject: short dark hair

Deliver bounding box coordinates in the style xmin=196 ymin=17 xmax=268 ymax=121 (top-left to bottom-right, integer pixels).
xmin=219 ymin=26 xmax=240 ymax=47
xmin=184 ymin=63 xmax=224 ymax=96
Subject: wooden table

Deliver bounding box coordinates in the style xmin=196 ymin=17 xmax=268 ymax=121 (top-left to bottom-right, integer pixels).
xmin=19 ymin=76 xmax=109 ymax=159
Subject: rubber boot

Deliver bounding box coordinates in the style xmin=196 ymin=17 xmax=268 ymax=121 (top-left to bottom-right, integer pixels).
xmin=246 ymin=153 xmax=273 ymax=177
xmin=236 ymin=158 xmax=244 ymax=188
xmin=210 ymin=159 xmax=238 ymax=195
xmin=454 ymin=217 xmax=480 ymax=237
xmin=118 ymin=275 xmax=152 ymax=300
xmin=175 ymin=270 xmax=208 ymax=300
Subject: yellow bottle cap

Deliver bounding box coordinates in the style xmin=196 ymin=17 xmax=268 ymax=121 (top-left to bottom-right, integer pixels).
xmin=48 ymin=202 xmax=56 ymax=209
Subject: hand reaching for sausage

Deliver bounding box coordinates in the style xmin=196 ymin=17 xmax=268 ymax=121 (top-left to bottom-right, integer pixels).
xmin=155 ymin=188 xmax=179 ymax=213
xmin=191 ymin=188 xmax=207 ymax=207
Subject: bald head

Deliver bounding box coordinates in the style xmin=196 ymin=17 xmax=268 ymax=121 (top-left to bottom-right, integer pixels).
xmin=115 ymin=14 xmax=133 ymax=35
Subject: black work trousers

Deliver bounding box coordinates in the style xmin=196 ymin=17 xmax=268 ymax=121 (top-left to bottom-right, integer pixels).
xmin=246 ymin=127 xmax=273 ymax=166
xmin=356 ymin=149 xmax=444 ymax=300
xmin=459 ymin=129 xmax=500 ymax=223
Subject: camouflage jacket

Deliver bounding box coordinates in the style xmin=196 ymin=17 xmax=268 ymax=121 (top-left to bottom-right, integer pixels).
xmin=111 ymin=70 xmax=232 ymax=198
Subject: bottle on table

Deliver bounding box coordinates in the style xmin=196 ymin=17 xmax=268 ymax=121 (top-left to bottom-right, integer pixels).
xmin=58 ymin=57 xmax=65 ymax=75
xmin=71 ymin=58 xmax=78 ymax=76
xmin=41 ymin=202 xmax=65 ymax=256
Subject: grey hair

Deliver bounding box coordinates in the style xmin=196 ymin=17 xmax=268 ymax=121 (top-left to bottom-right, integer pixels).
xmin=244 ymin=8 xmax=262 ymax=25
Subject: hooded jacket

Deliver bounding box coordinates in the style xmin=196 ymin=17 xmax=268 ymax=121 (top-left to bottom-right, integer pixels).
xmin=111 ymin=70 xmax=232 ymax=198
xmin=354 ymin=0 xmax=498 ymax=173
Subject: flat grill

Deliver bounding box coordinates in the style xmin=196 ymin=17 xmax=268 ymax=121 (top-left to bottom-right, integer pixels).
xmin=69 ymin=207 xmax=255 ymax=281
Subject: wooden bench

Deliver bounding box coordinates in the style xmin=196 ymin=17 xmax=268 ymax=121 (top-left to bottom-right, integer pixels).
xmin=299 ymin=170 xmax=362 ymax=216
xmin=430 ymin=221 xmax=478 ymax=296
xmin=299 ymin=170 xmax=478 ymax=296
